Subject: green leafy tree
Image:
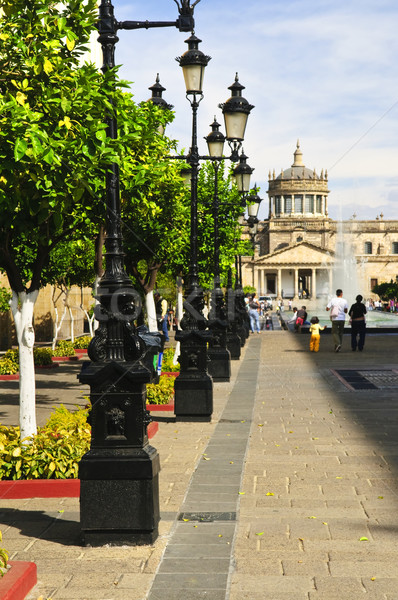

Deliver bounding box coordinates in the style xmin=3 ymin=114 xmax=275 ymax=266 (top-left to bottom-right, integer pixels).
xmin=0 ymin=0 xmax=179 ymax=439
xmin=372 ymin=280 xmax=398 ymax=301
xmin=196 ymin=161 xmax=253 ymax=289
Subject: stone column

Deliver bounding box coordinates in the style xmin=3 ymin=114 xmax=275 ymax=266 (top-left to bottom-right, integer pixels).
xmin=294 ymin=268 xmax=299 ymax=299
xmin=277 ymin=269 xmax=282 ymax=297
xmin=328 ymin=268 xmax=332 ymax=295
xmin=260 ymin=269 xmax=265 ymax=295
xmin=312 ymin=268 xmax=317 ymax=300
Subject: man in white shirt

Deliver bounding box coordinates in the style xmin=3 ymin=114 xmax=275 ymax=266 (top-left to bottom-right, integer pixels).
xmin=326 ymin=289 xmax=348 ymax=352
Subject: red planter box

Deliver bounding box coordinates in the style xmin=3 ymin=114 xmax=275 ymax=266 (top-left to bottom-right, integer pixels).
xmin=0 ymin=423 xmax=158 ymax=499
xmin=0 ymin=561 xmax=37 ymax=600
xmin=146 ymin=402 xmax=175 ymax=412
xmin=161 ymin=371 xmax=179 ymax=377
xmin=74 ymin=349 xmax=88 ymax=355
xmin=51 ymin=355 xmax=79 ymax=362
xmin=0 ymin=374 xmax=19 ymax=381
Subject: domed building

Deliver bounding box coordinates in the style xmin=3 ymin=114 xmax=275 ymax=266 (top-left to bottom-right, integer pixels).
xmin=242 ymin=141 xmax=398 ymax=301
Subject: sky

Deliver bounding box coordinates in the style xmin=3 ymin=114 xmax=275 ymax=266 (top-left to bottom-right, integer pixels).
xmin=100 ymin=0 xmax=398 ymax=221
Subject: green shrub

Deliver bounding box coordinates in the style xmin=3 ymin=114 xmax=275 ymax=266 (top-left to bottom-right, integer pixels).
xmin=146 ymin=375 xmax=175 ymax=405
xmin=53 ymin=340 xmax=75 ymax=357
xmin=73 ymin=335 xmax=92 ymax=349
xmin=0 ymin=287 xmax=11 ymax=314
xmin=161 ymin=348 xmax=180 ymax=373
xmin=33 ymin=347 xmax=53 ymax=365
xmin=0 ymin=348 xmax=54 ymax=372
xmin=0 ymin=531 xmax=8 ymax=577
xmin=0 ymin=355 xmax=19 ymax=375
xmin=0 ymin=405 xmax=91 ymax=480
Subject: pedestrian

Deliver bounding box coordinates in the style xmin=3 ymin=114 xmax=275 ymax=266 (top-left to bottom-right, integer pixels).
xmin=326 ymin=289 xmax=348 ymax=352
xmin=309 ymin=316 xmax=326 ymax=352
xmin=294 ymin=305 xmax=307 ymax=333
xmin=248 ymin=294 xmax=261 ymax=333
xmin=154 ymin=291 xmax=169 ymax=342
xmin=348 ymin=294 xmax=367 ymax=351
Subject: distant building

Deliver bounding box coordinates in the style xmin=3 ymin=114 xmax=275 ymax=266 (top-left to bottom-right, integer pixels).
xmin=242 ymin=141 xmax=398 ymax=300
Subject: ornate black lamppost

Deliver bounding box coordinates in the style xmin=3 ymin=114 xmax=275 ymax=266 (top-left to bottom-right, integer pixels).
xmin=173 ymin=33 xmax=215 ymax=420
xmin=223 ymin=154 xmax=256 ymax=356
xmin=78 ymin=0 xmax=200 ymax=546
xmin=204 ymin=119 xmax=231 ymax=381
xmin=173 ymin=69 xmax=254 ymax=396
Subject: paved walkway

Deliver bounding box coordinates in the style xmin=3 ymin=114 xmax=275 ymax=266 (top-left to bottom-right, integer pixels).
xmin=1 ymin=328 xmax=398 ymax=599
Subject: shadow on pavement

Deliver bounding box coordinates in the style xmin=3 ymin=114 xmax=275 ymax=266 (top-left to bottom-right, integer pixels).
xmin=0 ymin=507 xmax=82 ymax=546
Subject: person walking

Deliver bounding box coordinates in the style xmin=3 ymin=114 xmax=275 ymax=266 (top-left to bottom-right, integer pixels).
xmin=309 ymin=316 xmax=326 ymax=352
xmin=248 ymin=294 xmax=261 ymax=333
xmin=349 ymin=294 xmax=367 ymax=351
xmin=326 ymin=289 xmax=348 ymax=352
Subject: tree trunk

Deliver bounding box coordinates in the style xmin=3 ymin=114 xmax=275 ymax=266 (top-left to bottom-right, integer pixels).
xmin=51 ymin=287 xmax=67 ymax=351
xmin=146 ymin=290 xmax=158 ymax=333
xmin=174 ymin=276 xmax=184 ymax=365
xmin=10 ymin=290 xmax=39 ymax=440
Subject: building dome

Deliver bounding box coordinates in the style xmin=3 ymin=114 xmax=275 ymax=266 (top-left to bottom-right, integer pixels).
xmin=267 ymin=141 xmax=329 ymax=219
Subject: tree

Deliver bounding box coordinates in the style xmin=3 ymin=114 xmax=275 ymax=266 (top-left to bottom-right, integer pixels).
xmin=46 ymin=238 xmax=96 ymax=346
xmin=372 ymin=280 xmax=398 ymax=301
xmin=0 ymin=0 xmax=178 ymax=439
xmin=196 ymin=161 xmax=253 ymax=289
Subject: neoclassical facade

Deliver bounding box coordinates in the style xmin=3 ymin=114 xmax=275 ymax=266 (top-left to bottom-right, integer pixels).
xmin=242 ymin=142 xmax=398 ymax=300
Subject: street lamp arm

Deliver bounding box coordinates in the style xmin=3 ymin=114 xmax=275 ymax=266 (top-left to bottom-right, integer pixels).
xmin=119 ymin=0 xmax=202 ymax=32
xmin=119 ymin=20 xmax=186 ymax=31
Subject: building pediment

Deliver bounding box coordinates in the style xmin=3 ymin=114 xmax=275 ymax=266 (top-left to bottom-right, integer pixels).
xmin=254 ymin=241 xmax=334 ymax=266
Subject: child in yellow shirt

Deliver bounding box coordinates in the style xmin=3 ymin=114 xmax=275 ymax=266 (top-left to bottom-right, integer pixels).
xmin=309 ymin=316 xmax=326 ymax=352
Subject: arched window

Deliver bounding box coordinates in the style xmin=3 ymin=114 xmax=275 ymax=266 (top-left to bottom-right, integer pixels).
xmin=364 ymin=242 xmax=372 ymax=254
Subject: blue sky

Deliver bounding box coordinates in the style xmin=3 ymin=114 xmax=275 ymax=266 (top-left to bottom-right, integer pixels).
xmin=103 ymin=0 xmax=398 ymax=221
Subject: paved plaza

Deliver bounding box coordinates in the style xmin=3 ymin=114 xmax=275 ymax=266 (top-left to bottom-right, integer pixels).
xmin=1 ymin=326 xmax=398 ymax=599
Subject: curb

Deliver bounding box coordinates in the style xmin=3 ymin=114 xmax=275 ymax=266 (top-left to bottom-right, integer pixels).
xmin=51 ymin=356 xmax=79 ymax=362
xmin=0 ymin=561 xmax=37 ymax=600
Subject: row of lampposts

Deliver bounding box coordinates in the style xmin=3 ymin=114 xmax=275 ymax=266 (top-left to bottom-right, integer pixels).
xmin=78 ymin=0 xmax=262 ymax=546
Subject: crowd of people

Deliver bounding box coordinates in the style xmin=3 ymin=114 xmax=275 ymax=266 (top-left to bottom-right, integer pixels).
xmin=155 ymin=288 xmax=391 ymax=352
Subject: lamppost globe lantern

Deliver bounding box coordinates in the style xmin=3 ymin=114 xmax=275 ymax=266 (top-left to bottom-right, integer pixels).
xmin=233 ymin=151 xmax=254 ymax=194
xmin=247 ymin=187 xmax=262 ymax=219
xmin=176 ymin=34 xmax=211 ymax=94
xmin=147 ymin=74 xmax=174 ymax=135
xmin=205 ymin=117 xmax=225 ymax=158
xmin=219 ymin=73 xmax=254 ymax=142
xmin=180 ymin=165 xmax=192 ymax=188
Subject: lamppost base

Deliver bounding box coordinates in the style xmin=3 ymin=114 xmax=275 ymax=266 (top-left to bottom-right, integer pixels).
xmin=79 ymin=446 xmax=160 ymax=547
xmin=226 ymin=332 xmax=241 ymax=360
xmin=174 ymin=329 xmax=213 ymax=421
xmin=207 ymin=346 xmax=231 ymax=381
xmin=174 ymin=374 xmax=213 ymax=421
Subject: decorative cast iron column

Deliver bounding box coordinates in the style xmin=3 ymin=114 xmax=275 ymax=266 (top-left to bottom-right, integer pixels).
xmin=78 ymin=0 xmax=200 ymax=546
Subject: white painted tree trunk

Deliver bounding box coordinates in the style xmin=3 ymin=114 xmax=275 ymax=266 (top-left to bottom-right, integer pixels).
xmin=93 ymin=275 xmax=101 ymax=331
xmin=146 ymin=290 xmax=158 ymax=333
xmin=174 ymin=277 xmax=184 ymax=365
xmin=52 ymin=304 xmax=67 ymax=351
xmin=10 ymin=290 xmax=39 ymax=440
